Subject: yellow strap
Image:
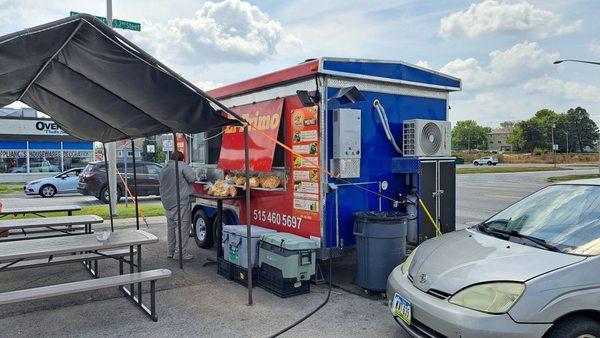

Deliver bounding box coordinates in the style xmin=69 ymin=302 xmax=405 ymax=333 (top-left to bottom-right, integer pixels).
xmin=418 ymin=198 xmax=442 ymax=236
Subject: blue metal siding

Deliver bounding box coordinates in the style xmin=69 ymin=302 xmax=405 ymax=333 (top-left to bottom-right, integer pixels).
xmin=324 ymin=88 xmax=447 ymax=248
xmin=29 ymin=141 xmax=61 ymax=150
xmin=0 ymin=141 xmax=27 ymax=150
xmin=63 ymin=141 xmax=93 ymax=150
xmin=323 ymin=60 xmax=460 ymax=89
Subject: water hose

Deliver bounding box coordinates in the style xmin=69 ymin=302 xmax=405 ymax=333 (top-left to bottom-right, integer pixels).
xmin=373 ymin=99 xmax=403 ymax=155
xmin=269 ymin=258 xmax=332 ymax=337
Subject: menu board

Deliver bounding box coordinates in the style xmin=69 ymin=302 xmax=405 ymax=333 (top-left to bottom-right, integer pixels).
xmin=290 ymin=106 xmax=320 ymax=221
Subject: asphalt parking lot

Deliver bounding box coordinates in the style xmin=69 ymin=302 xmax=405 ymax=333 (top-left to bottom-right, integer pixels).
xmin=0 ymin=167 xmax=597 ymax=337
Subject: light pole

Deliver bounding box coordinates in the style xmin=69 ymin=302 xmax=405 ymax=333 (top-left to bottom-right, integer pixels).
xmin=553 ymin=58 xmax=600 ymax=175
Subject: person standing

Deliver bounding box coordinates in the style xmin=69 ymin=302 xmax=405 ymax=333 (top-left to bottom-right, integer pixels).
xmin=159 ymin=151 xmax=197 ymax=260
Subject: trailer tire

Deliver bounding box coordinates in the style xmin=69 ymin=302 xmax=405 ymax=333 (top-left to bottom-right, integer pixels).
xmin=193 ymin=209 xmax=213 ymax=248
xmin=213 ymin=212 xmax=233 ymax=245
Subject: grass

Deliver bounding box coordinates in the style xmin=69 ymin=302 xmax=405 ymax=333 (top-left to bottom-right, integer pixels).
xmin=457 ymin=166 xmax=571 ymax=174
xmin=547 ymin=174 xmax=600 ymax=183
xmin=0 ymin=183 xmax=24 ymax=195
xmin=0 ymin=203 xmax=165 ymax=220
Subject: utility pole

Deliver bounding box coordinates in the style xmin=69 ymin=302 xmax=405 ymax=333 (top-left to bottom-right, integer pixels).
xmin=106 ymin=0 xmax=118 ymax=216
xmin=551 ymin=123 xmax=556 ymax=168
xmin=565 ymin=131 xmax=569 ymax=155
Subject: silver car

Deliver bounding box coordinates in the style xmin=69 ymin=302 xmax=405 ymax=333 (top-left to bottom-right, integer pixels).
xmin=387 ymin=179 xmax=600 ymax=338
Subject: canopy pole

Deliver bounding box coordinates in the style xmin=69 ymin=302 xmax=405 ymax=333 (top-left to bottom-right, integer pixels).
xmin=244 ymin=125 xmax=253 ymax=306
xmin=173 ymin=132 xmax=183 ymax=269
xmin=17 ymin=20 xmax=84 ymax=101
xmin=131 ymin=138 xmax=140 ymax=230
xmin=103 ymin=144 xmax=114 ymax=232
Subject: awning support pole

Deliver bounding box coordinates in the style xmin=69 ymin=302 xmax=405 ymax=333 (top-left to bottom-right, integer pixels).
xmin=244 ymin=125 xmax=253 ymax=306
xmin=103 ymin=144 xmax=114 ymax=232
xmin=17 ymin=20 xmax=84 ymax=101
xmin=173 ymin=132 xmax=183 ymax=269
xmin=131 ymin=138 xmax=140 ymax=230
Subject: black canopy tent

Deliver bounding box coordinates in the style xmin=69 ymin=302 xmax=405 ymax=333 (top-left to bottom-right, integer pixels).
xmin=0 ymin=14 xmax=257 ymax=304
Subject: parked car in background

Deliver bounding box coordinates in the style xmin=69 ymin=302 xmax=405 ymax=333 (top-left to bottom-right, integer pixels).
xmin=388 ymin=179 xmax=600 ymax=337
xmin=77 ymin=161 xmax=163 ymax=203
xmin=473 ymin=156 xmax=498 ymax=166
xmin=24 ymin=168 xmax=84 ymax=197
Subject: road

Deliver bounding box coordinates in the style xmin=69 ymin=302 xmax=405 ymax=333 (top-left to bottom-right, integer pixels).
xmin=456 ymin=168 xmax=597 ymax=228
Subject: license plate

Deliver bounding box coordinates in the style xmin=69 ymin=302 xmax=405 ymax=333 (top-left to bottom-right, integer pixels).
xmin=392 ymin=293 xmax=412 ymax=325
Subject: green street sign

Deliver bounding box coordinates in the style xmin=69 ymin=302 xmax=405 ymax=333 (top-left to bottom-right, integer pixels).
xmin=70 ymin=11 xmax=141 ymax=32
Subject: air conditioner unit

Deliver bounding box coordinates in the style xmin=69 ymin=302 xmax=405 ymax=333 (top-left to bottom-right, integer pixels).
xmin=403 ymin=119 xmax=451 ymax=157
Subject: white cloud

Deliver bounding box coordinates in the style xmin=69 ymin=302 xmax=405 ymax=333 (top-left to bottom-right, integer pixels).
xmin=440 ymin=41 xmax=558 ymax=89
xmin=132 ymin=0 xmax=299 ymax=65
xmin=588 ymin=39 xmax=600 ymax=56
xmin=415 ymin=60 xmax=430 ymax=68
xmin=195 ymin=80 xmax=223 ymax=91
xmin=523 ymin=76 xmax=600 ymax=102
xmin=440 ymin=0 xmax=582 ymax=39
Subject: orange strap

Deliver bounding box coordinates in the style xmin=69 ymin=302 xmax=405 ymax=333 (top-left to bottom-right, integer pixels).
xmin=117 ymin=171 xmax=148 ymax=227
xmin=240 ymin=119 xmax=402 ymax=205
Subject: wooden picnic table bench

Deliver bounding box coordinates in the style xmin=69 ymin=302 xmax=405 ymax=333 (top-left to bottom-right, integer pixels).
xmin=0 ymin=215 xmax=103 ymax=241
xmin=0 ymin=205 xmax=81 ymax=218
xmin=0 ymin=229 xmax=168 ymax=321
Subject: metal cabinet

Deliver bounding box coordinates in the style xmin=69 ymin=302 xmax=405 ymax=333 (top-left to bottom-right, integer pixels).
xmin=418 ymin=158 xmax=456 ymax=241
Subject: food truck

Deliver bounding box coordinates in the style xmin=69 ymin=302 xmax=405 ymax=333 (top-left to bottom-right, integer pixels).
xmin=189 ymin=57 xmax=461 ymax=259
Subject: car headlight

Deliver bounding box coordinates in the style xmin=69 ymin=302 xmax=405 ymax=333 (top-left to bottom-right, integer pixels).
xmin=449 ymin=282 xmax=525 ymax=314
xmin=401 ymin=246 xmax=419 ymax=275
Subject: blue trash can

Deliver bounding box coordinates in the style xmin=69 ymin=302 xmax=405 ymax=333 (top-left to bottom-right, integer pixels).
xmin=353 ymin=212 xmax=408 ymax=292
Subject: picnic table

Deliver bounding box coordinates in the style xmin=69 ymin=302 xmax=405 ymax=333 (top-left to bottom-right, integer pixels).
xmin=0 ymin=205 xmax=81 ymax=218
xmin=0 ymin=215 xmax=103 ymax=241
xmin=0 ymin=229 xmax=168 ymax=321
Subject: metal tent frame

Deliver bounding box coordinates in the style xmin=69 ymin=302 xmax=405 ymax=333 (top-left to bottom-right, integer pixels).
xmin=0 ymin=14 xmax=256 ymax=305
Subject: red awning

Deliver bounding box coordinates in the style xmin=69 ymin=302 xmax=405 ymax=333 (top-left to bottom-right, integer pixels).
xmin=218 ymin=99 xmax=284 ymax=172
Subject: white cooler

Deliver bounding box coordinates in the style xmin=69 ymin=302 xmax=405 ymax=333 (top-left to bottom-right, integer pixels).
xmin=222 ymin=225 xmax=276 ymax=268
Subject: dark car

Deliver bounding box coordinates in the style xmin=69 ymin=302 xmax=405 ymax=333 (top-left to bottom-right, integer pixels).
xmin=78 ymin=161 xmax=163 ymax=203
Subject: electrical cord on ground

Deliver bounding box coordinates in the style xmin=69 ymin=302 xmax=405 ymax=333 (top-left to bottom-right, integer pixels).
xmin=268 ymin=258 xmax=332 ymax=338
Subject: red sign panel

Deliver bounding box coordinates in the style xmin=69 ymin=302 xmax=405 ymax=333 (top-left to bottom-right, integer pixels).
xmin=218 ymin=99 xmax=283 ymax=172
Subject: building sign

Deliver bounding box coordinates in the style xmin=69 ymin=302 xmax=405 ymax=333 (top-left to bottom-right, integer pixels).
xmin=218 ymin=99 xmax=284 ymax=172
xmin=0 ymin=119 xmax=67 ymax=136
xmin=162 ymin=139 xmax=174 ymax=151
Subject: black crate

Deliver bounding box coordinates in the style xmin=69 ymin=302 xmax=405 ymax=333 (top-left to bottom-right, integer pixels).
xmin=257 ymin=264 xmax=310 ymax=298
xmin=232 ymin=264 xmax=258 ymax=287
xmin=217 ymin=257 xmax=234 ymax=280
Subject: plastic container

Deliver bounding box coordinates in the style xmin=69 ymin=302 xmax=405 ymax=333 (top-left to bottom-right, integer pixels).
xmin=232 ymin=264 xmax=258 ymax=287
xmin=258 ymin=232 xmax=319 ymax=281
xmin=353 ymin=211 xmax=408 ymax=292
xmin=222 ymin=225 xmax=276 ymax=268
xmin=217 ymin=256 xmax=234 ymax=280
xmin=258 ymin=263 xmax=310 ymax=298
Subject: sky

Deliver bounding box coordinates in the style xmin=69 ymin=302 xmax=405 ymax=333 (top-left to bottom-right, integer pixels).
xmin=1 ymin=0 xmax=599 ymax=127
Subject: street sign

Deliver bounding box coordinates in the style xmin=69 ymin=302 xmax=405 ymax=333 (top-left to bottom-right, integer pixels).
xmin=147 ymin=144 xmax=155 ymax=153
xmin=553 ymin=144 xmax=559 ymax=150
xmin=162 ymin=139 xmax=174 ymax=152
xmin=70 ymin=11 xmax=141 ymax=31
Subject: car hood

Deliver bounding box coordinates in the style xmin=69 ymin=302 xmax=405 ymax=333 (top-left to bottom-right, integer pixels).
xmin=408 ymin=229 xmax=586 ymax=295
xmin=26 ymin=179 xmax=42 ymax=185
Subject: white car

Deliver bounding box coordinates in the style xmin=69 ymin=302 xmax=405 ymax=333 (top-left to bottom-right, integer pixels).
xmin=473 ymin=156 xmax=498 ymax=166
xmin=24 ymin=168 xmax=84 ymax=197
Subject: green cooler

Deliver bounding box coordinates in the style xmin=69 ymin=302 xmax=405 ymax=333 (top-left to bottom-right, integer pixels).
xmin=258 ymin=232 xmax=318 ymax=282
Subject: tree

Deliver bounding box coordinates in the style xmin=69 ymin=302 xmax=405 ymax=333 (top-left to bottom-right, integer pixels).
xmin=141 ymin=139 xmax=165 ymax=163
xmin=515 ymin=119 xmax=545 ymax=154
xmin=451 ymin=120 xmax=491 ymax=150
xmin=565 ymin=107 xmax=599 ymax=152
xmin=499 ymin=121 xmax=517 ymax=132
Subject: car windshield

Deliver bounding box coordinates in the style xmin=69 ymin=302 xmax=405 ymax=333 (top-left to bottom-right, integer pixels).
xmin=481 ymin=184 xmax=600 ymax=256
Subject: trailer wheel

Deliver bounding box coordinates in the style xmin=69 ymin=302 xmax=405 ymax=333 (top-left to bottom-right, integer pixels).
xmin=193 ymin=209 xmax=213 ymax=248
xmin=213 ymin=212 xmax=233 ymax=246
